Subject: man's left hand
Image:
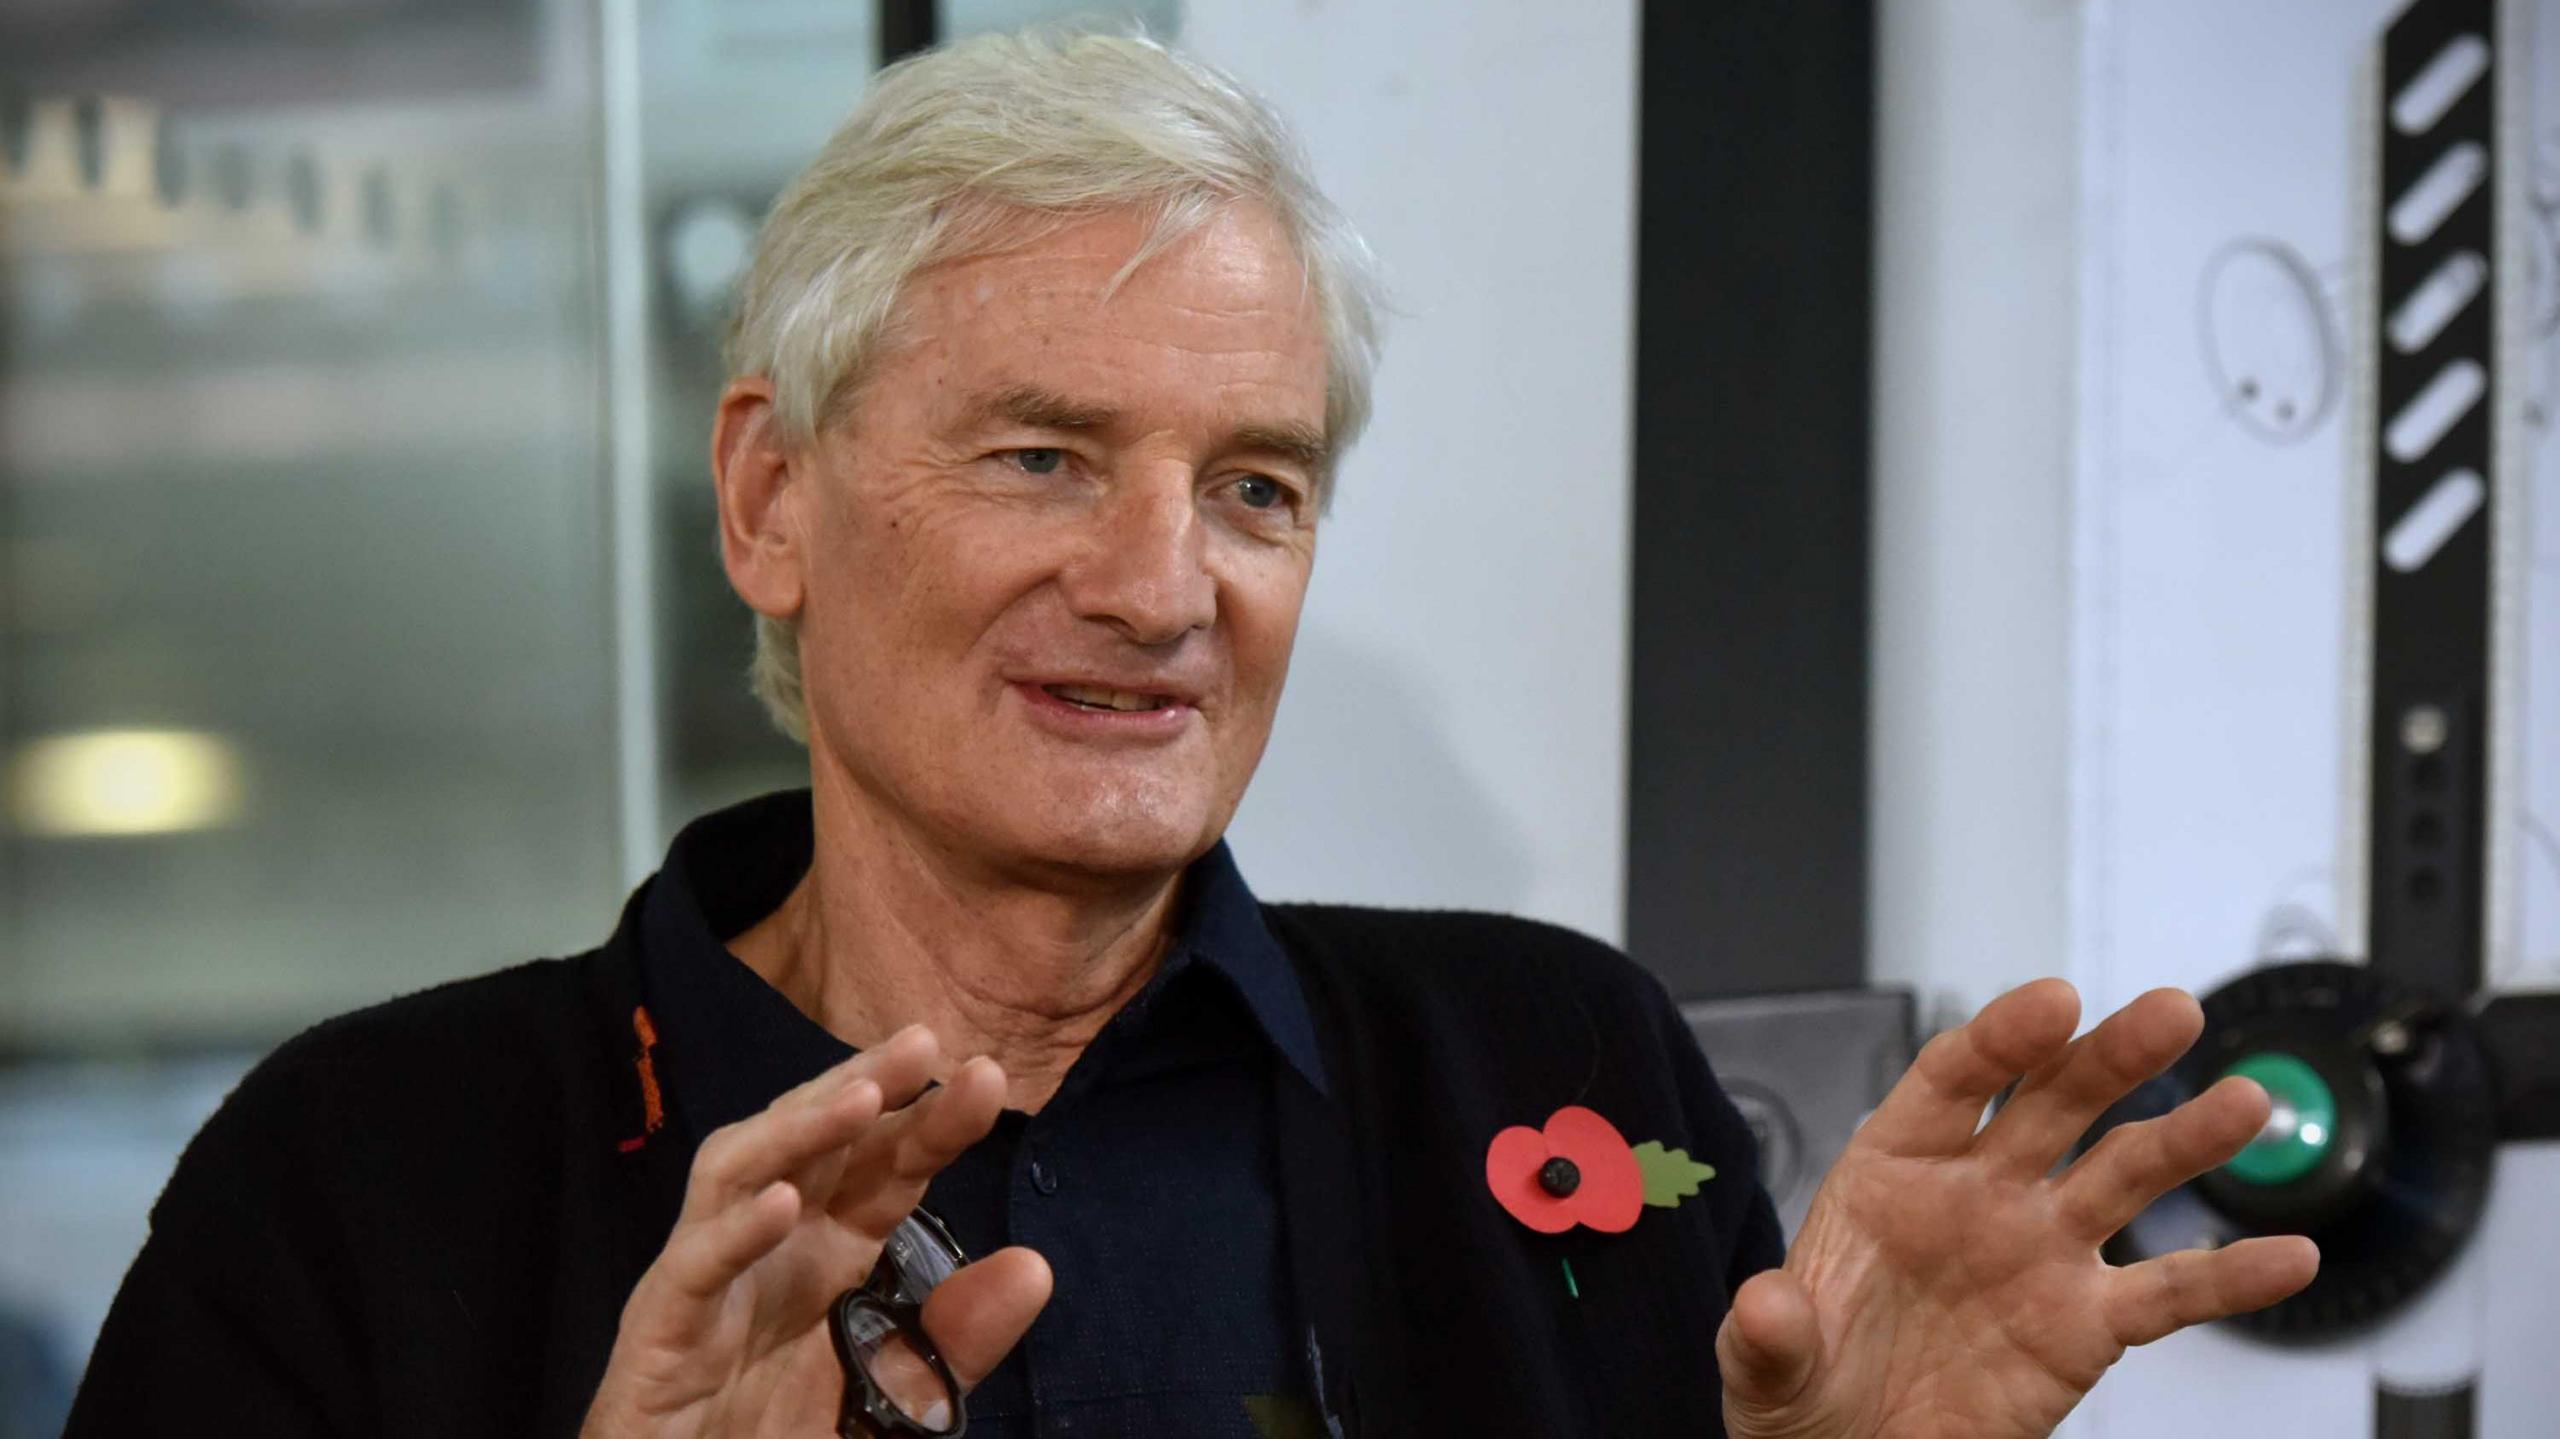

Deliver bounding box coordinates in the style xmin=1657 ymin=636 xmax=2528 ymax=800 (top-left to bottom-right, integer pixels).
xmin=1717 ymin=980 xmax=2320 ymax=1439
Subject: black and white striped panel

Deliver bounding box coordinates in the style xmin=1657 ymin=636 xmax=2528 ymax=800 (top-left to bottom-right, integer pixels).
xmin=2368 ymin=0 xmax=2499 ymax=1004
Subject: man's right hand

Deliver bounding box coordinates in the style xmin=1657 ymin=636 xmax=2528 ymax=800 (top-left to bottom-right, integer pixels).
xmin=580 ymin=1025 xmax=1053 ymax=1438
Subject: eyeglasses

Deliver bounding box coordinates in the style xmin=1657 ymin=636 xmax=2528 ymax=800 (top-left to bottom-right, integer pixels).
xmin=830 ymin=1208 xmax=970 ymax=1438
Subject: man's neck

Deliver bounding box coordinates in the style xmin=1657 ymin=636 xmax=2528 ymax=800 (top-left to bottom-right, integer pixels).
xmin=726 ymin=773 xmax=1185 ymax=1113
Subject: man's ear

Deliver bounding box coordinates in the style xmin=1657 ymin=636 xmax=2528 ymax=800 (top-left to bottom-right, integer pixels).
xmin=711 ymin=376 xmax=806 ymax=623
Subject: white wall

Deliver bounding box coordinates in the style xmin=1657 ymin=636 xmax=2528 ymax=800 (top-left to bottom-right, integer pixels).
xmin=1877 ymin=3 xmax=2560 ymax=1435
xmin=1185 ymin=1 xmax=1640 ymax=943
xmin=1195 ymin=0 xmax=2084 ymax=974
xmin=1868 ymin=0 xmax=2082 ymax=1024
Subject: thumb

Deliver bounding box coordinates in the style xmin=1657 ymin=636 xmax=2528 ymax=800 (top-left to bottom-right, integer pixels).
xmin=920 ymin=1245 xmax=1054 ymax=1392
xmin=1716 ymin=1268 xmax=1823 ymax=1415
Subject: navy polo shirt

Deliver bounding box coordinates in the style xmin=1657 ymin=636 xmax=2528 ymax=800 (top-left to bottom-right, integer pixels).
xmin=634 ymin=792 xmax=1324 ymax=1436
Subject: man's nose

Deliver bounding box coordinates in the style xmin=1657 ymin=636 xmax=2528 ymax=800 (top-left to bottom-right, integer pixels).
xmin=1057 ymin=471 xmax=1216 ymax=645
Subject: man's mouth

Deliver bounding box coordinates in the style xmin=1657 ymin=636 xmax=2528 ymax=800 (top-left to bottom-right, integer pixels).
xmin=1041 ymin=683 xmax=1175 ymax=713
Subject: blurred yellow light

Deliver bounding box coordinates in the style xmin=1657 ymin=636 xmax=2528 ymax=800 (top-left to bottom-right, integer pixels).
xmin=10 ymin=729 xmax=246 ymax=837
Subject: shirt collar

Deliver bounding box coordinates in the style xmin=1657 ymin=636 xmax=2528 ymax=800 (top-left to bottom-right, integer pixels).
xmin=634 ymin=789 xmax=1327 ymax=1137
xmin=1174 ymin=835 xmax=1328 ymax=1095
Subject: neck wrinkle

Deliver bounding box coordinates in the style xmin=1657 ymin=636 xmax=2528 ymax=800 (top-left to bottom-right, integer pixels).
xmin=730 ymin=764 xmax=1187 ymax=1113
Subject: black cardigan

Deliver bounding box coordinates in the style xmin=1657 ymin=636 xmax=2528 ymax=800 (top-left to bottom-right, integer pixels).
xmin=66 ymin=890 xmax=1782 ymax=1436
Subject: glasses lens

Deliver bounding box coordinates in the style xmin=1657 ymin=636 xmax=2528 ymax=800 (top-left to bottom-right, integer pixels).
xmin=867 ymin=1214 xmax=963 ymax=1306
xmin=843 ymin=1299 xmax=960 ymax=1432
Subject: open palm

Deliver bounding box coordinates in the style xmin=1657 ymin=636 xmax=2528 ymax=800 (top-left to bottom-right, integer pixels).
xmin=1718 ymin=981 xmax=2319 ymax=1439
xmin=582 ymin=1027 xmax=1052 ymax=1439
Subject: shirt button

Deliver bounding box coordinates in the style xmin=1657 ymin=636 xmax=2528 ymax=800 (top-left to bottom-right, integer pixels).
xmin=1029 ymin=1156 xmax=1060 ymax=1195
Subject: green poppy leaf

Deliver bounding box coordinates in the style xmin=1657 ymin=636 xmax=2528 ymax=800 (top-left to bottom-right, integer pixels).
xmin=1632 ymin=1139 xmax=1717 ymax=1208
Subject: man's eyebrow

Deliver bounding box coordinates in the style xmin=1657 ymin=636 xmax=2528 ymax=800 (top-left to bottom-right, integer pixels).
xmin=967 ymin=384 xmax=1118 ymax=433
xmin=1230 ymin=422 xmax=1332 ymax=476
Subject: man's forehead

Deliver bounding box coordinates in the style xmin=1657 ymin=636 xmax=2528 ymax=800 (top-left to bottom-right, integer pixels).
xmin=885 ymin=207 xmax=1329 ymax=427
xmin=908 ymin=205 xmax=1321 ymax=346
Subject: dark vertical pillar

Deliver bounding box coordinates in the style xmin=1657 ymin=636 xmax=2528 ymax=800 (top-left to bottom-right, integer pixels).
xmin=2376 ymin=1387 xmax=2475 ymax=1439
xmin=1627 ymin=1 xmax=1874 ymax=999
xmin=2366 ymin=3 xmax=2499 ymax=1433
xmin=879 ymin=0 xmax=937 ymax=66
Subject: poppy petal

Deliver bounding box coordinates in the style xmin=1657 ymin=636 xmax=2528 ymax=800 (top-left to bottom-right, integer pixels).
xmin=1543 ymin=1106 xmax=1644 ymax=1233
xmin=1485 ymin=1124 xmax=1577 ymax=1233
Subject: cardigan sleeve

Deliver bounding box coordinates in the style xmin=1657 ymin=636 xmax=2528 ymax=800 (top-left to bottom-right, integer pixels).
xmin=64 ymin=1051 xmax=371 ymax=1437
xmin=1651 ymin=981 xmax=1789 ymax=1292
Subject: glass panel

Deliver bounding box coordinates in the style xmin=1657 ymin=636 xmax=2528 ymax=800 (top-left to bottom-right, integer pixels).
xmin=0 ymin=1 xmax=615 ymax=1416
xmin=1 ymin=0 xmax=617 ymax=1047
xmin=634 ymin=0 xmax=883 ymax=832
xmin=0 ymin=0 xmax=1192 ymax=1416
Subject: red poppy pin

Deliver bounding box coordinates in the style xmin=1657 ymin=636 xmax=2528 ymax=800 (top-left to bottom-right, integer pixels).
xmin=1484 ymin=1105 xmax=1717 ymax=1234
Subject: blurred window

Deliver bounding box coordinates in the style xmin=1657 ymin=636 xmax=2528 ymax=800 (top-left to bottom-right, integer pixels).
xmin=0 ymin=0 xmax=1166 ymax=1421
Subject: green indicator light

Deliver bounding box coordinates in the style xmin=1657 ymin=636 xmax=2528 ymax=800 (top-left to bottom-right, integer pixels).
xmin=2220 ymin=1051 xmax=2337 ymax=1187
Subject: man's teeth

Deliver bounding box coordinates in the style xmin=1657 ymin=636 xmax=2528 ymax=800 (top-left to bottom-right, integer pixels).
xmin=1043 ymin=683 xmax=1169 ymax=712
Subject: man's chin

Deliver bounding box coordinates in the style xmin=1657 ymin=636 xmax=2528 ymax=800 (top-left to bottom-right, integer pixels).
xmin=978 ymin=758 xmax=1234 ymax=869
xmin=981 ymin=786 xmax=1226 ymax=883
xmin=1008 ymin=818 xmax=1217 ymax=882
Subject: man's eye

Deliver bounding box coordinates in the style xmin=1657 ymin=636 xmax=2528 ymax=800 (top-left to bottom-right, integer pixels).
xmin=1234 ymin=475 xmax=1288 ymax=511
xmin=1009 ymin=448 xmax=1065 ymax=475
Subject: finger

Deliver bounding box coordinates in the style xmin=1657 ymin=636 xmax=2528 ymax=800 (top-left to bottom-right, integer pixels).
xmin=682 ymin=1027 xmax=948 ymax=1220
xmin=767 ymin=1023 xmax=944 ymax=1118
xmin=630 ymin=1179 xmax=800 ymax=1348
xmin=898 ymin=1054 xmax=1009 ymax=1165
xmin=682 ymin=1074 xmax=885 ymax=1222
xmin=828 ymin=1055 xmax=1010 ymax=1233
xmin=1715 ymin=1268 xmax=1823 ymax=1414
xmin=1975 ymin=988 xmax=2204 ymax=1175
xmin=920 ymin=1245 xmax=1055 ymax=1391
xmin=2053 ymin=1074 xmax=2270 ymax=1240
xmin=1859 ymin=979 xmax=2081 ymax=1157
xmin=2107 ymin=1235 xmax=2320 ymax=1347
xmin=858 ymin=1024 xmax=956 ymax=1113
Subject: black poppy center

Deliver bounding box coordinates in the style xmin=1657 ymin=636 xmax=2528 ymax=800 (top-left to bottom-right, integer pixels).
xmin=1537 ymin=1156 xmax=1582 ymax=1198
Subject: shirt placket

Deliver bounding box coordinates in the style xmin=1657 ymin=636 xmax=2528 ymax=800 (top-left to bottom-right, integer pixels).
xmin=1013 ymin=1101 xmax=1076 ymax=1437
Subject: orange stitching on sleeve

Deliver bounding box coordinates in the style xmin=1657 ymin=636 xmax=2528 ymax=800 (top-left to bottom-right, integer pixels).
xmin=617 ymin=1005 xmax=666 ymax=1153
xmin=633 ymin=1005 xmax=665 ymax=1134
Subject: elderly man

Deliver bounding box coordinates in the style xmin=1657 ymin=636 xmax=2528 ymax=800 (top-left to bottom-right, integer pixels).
xmin=67 ymin=31 xmax=2312 ymax=1439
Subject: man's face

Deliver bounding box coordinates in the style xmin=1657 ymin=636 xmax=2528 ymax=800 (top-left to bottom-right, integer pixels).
xmin=781 ymin=203 xmax=1329 ymax=881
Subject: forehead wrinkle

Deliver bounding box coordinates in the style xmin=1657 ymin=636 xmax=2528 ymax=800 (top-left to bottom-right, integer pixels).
xmin=899 ymin=209 xmax=1328 ymax=455
xmin=959 ymin=321 xmax=1321 ymax=420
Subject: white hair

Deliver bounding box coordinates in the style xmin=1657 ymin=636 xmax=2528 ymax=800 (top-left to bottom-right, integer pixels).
xmin=724 ymin=28 xmax=1387 ymax=742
